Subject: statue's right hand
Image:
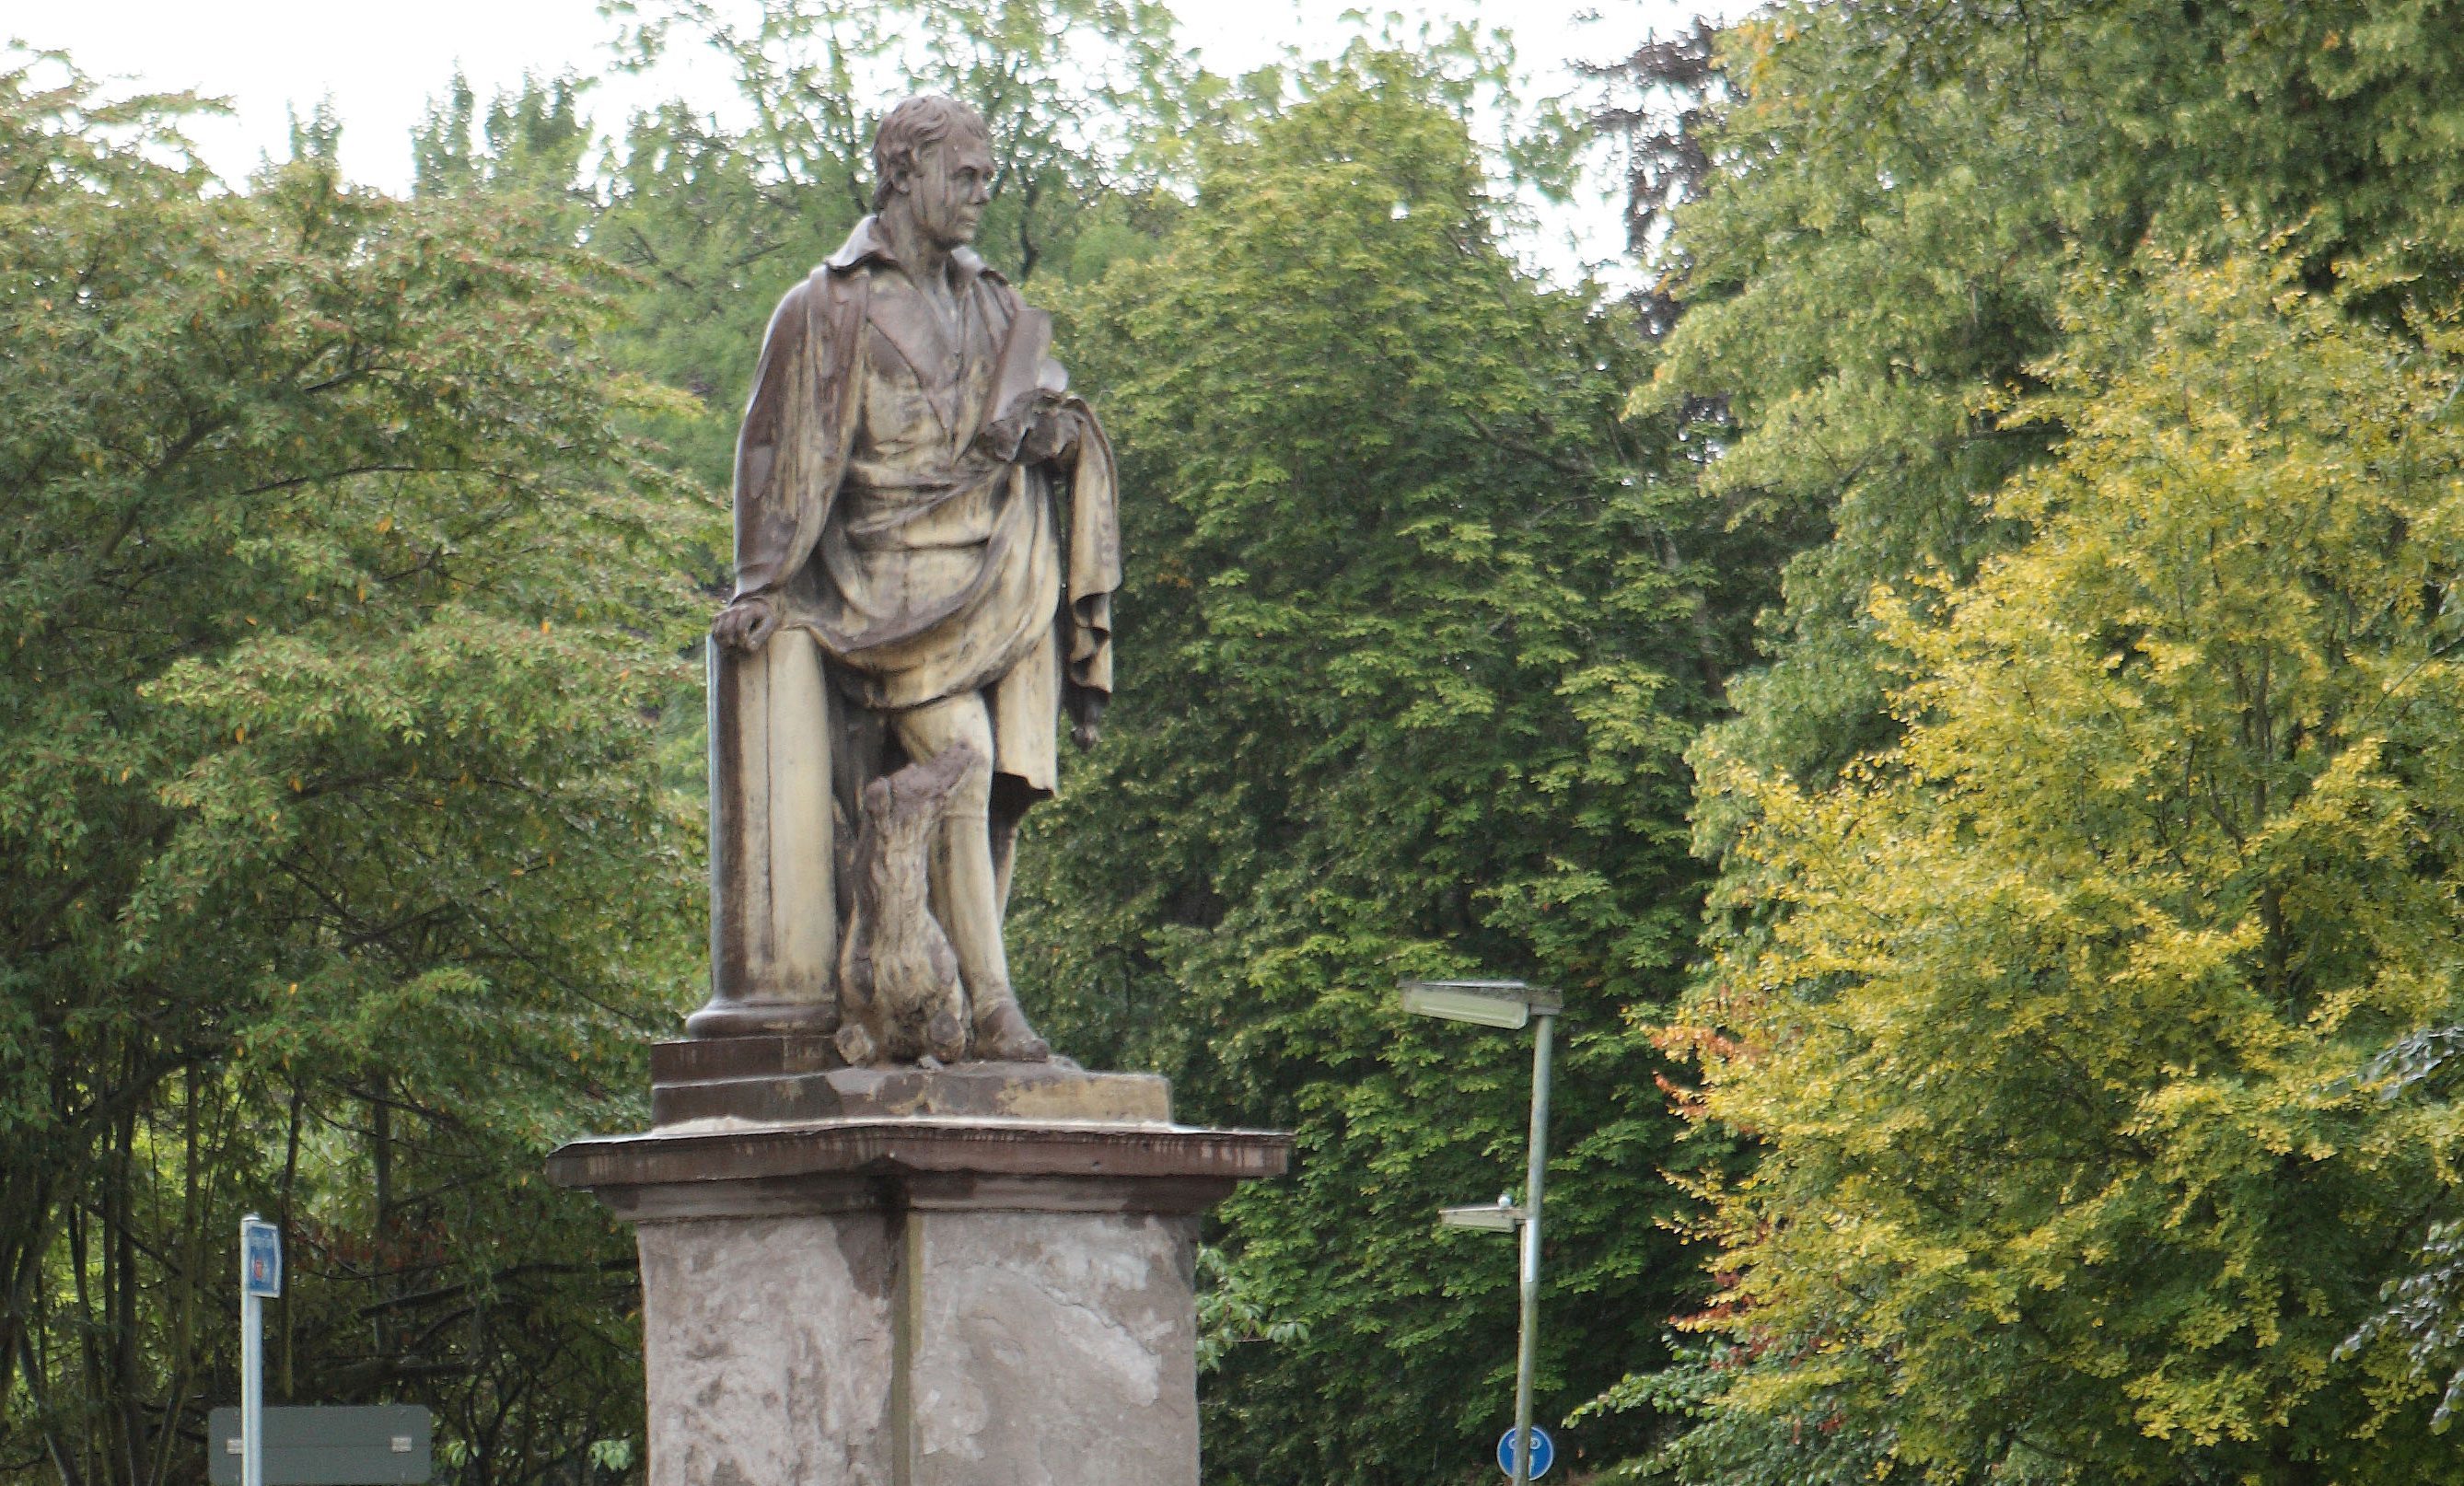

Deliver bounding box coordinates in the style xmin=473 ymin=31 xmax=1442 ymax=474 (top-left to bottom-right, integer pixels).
xmin=712 ymin=594 xmax=782 ymax=653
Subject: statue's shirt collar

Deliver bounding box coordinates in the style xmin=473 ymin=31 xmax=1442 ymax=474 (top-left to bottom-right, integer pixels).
xmin=825 ymin=215 xmax=994 ymax=287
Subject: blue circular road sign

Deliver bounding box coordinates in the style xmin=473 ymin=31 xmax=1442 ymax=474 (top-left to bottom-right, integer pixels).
xmin=1495 ymin=1425 xmax=1554 ymax=1480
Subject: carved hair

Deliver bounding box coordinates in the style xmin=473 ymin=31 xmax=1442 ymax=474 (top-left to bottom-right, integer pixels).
xmin=870 ymin=96 xmax=992 ymax=214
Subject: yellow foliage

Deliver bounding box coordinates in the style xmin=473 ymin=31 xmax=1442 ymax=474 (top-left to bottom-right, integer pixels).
xmin=1670 ymin=251 xmax=2464 ymax=1480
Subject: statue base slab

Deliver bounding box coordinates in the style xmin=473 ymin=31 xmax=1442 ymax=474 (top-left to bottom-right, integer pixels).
xmin=546 ymin=1097 xmax=1288 ymax=1486
xmin=646 ymin=1035 xmax=1173 ymax=1127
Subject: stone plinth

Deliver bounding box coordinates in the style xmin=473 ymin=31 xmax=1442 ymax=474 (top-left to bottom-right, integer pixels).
xmin=547 ymin=1052 xmax=1289 ymax=1486
xmin=646 ymin=1037 xmax=1172 ymax=1128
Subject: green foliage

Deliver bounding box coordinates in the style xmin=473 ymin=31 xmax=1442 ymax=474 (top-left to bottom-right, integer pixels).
xmin=1193 ymin=1244 xmax=1309 ymax=1375
xmin=1652 ymin=252 xmax=2464 ymax=1483
xmin=0 ymin=52 xmax=706 ymax=1486
xmin=413 ymin=69 xmax=598 ymax=202
xmin=1658 ymin=0 xmax=2464 ymax=822
xmin=1572 ymin=1340 xmax=1896 ymax=1486
xmin=2342 ymin=1024 xmax=2464 ymax=1433
xmin=1008 ymin=55 xmax=1716 ymax=1483
xmin=609 ymin=0 xmax=1207 ymax=277
xmin=1610 ymin=6 xmax=2464 ymax=1474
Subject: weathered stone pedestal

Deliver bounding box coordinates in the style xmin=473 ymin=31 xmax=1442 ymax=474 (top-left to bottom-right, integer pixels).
xmin=546 ymin=1039 xmax=1290 ymax=1486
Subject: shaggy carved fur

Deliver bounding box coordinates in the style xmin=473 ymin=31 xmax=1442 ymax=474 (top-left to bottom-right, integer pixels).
xmin=833 ymin=742 xmax=975 ymax=1066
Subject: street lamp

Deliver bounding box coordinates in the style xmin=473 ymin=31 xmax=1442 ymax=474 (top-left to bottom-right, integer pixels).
xmin=1401 ymin=979 xmax=1563 ymax=1486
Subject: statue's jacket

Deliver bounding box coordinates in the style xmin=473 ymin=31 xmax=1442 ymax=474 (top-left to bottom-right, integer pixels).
xmin=731 ymin=216 xmax=1120 ymax=797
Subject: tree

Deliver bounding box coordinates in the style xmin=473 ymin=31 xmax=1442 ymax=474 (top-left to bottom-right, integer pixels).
xmin=1645 ymin=250 xmax=2464 ymax=1483
xmin=1645 ymin=0 xmax=2464 ymax=821
xmin=1007 ymin=48 xmax=1724 ymax=1482
xmin=586 ymin=99 xmax=866 ymax=505
xmin=411 ymin=69 xmax=597 ymax=203
xmin=609 ymin=0 xmax=1206 ymax=282
xmin=1593 ymin=6 xmax=2464 ymax=1469
xmin=0 ymin=52 xmax=707 ymax=1486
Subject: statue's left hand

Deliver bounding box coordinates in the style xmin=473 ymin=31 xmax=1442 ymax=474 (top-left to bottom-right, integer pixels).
xmin=712 ymin=593 xmax=783 ymax=652
xmin=1066 ymin=685 xmax=1106 ymax=750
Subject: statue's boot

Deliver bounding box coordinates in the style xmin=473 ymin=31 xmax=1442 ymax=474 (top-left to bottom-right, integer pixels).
xmin=971 ymin=992 xmax=1051 ymax=1062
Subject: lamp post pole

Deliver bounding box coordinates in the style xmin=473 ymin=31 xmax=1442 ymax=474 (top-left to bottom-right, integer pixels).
xmin=1510 ymin=1008 xmax=1554 ymax=1486
xmin=1401 ymin=979 xmax=1563 ymax=1484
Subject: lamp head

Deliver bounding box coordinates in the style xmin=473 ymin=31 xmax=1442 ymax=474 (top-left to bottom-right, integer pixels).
xmin=1438 ymin=1202 xmax=1524 ymax=1233
xmin=1398 ymin=979 xmax=1563 ymax=1029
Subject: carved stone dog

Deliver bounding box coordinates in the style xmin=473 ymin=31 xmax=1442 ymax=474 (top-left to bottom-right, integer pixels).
xmin=833 ymin=742 xmax=976 ymax=1067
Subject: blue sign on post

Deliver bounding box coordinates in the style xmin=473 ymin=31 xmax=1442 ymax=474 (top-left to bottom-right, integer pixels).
xmin=242 ymin=1217 xmax=282 ymax=1298
xmin=1495 ymin=1426 xmax=1554 ymax=1480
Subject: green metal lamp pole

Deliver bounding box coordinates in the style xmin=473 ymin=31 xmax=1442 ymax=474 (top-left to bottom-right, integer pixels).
xmin=1402 ymin=979 xmax=1563 ymax=1486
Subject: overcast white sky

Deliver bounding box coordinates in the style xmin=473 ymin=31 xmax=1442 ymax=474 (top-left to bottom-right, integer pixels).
xmin=9 ymin=0 xmax=1718 ymax=278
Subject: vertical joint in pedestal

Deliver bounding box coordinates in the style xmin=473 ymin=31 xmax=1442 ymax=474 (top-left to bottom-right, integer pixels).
xmin=891 ymin=1200 xmax=919 ymax=1486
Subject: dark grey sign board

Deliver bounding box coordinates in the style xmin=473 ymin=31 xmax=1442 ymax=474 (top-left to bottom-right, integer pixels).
xmin=207 ymin=1405 xmax=431 ymax=1486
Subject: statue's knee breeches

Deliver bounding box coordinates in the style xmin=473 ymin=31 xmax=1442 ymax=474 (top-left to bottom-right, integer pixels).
xmin=889 ymin=693 xmax=995 ymax=820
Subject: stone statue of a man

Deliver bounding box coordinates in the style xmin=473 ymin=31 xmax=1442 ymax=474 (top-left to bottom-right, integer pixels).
xmin=690 ymin=95 xmax=1119 ymax=1062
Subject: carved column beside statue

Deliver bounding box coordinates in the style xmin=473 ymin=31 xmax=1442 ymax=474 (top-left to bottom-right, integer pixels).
xmin=548 ymin=95 xmax=1289 ymax=1486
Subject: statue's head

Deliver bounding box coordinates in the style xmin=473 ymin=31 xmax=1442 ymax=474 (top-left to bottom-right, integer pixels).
xmin=872 ymin=95 xmax=994 ymax=250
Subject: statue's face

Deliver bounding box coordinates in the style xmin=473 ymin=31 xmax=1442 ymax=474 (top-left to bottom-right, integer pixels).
xmin=893 ymin=133 xmax=994 ymax=250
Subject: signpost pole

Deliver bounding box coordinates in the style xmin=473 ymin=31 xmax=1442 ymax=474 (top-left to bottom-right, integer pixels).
xmin=240 ymin=1214 xmax=263 ymax=1486
xmin=239 ymin=1213 xmax=280 ymax=1486
xmin=1510 ymin=1011 xmax=1554 ymax=1486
